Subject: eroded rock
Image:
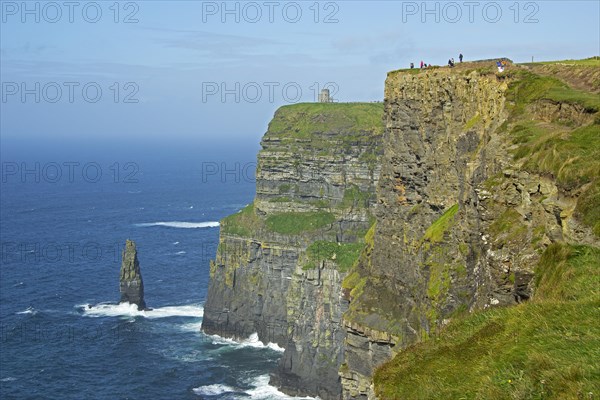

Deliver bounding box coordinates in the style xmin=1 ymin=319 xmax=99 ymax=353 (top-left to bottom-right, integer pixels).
xmin=119 ymin=239 xmax=146 ymax=310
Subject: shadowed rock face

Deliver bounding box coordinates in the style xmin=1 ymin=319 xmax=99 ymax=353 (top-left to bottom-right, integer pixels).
xmin=120 ymin=239 xmax=146 ymax=310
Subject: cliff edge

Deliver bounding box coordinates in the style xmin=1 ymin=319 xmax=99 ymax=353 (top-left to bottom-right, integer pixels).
xmin=344 ymin=60 xmax=599 ymax=399
xmin=202 ymin=58 xmax=599 ymax=400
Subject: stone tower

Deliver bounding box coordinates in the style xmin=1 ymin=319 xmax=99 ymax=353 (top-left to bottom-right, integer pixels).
xmin=319 ymin=88 xmax=331 ymax=103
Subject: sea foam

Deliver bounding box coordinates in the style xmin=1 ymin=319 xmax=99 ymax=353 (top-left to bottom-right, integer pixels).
xmin=246 ymin=375 xmax=318 ymax=399
xmin=79 ymin=303 xmax=203 ymax=319
xmin=179 ymin=321 xmax=204 ymax=333
xmin=191 ymin=376 xmax=318 ymax=399
xmin=135 ymin=221 xmax=219 ymax=229
xmin=16 ymin=307 xmax=37 ymax=315
xmin=208 ymin=332 xmax=285 ymax=353
xmin=192 ymin=383 xmax=236 ymax=396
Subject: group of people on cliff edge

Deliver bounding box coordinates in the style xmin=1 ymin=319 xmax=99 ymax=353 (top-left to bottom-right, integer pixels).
xmin=410 ymin=53 xmax=463 ymax=69
xmin=448 ymin=53 xmax=464 ymax=67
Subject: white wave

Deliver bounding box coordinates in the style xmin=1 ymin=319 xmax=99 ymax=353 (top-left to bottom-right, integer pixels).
xmin=173 ymin=241 xmax=180 ymax=245
xmin=266 ymin=342 xmax=286 ymax=352
xmin=189 ymin=206 xmax=194 ymax=209
xmin=246 ymin=375 xmax=317 ymax=399
xmin=135 ymin=221 xmax=219 ymax=229
xmin=79 ymin=303 xmax=203 ymax=319
xmin=179 ymin=321 xmax=204 ymax=333
xmin=240 ymin=332 xmax=264 ymax=348
xmin=208 ymin=332 xmax=284 ymax=353
xmin=193 ymin=383 xmax=236 ymax=396
xmin=1 ymin=377 xmax=17 ymax=382
xmin=13 ymin=282 xmax=24 ymax=287
xmin=241 ymin=333 xmax=285 ymax=352
xmin=16 ymin=307 xmax=37 ymax=315
xmin=208 ymin=334 xmax=238 ymax=346
xmin=176 ymin=251 xmax=186 ymax=255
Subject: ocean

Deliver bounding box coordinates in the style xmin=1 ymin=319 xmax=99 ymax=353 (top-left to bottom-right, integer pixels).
xmin=0 ymin=161 xmax=314 ymax=400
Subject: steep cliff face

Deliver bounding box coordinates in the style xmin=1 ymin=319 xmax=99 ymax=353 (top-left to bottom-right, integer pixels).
xmin=120 ymin=239 xmax=146 ymax=310
xmin=340 ymin=68 xmax=512 ymax=398
xmin=202 ymin=61 xmax=599 ymax=400
xmin=202 ymin=103 xmax=383 ymax=399
xmin=341 ymin=63 xmax=599 ymax=398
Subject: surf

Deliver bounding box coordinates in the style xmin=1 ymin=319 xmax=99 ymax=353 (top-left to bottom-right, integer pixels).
xmin=78 ymin=303 xmax=204 ymax=319
xmin=134 ymin=221 xmax=219 ymax=229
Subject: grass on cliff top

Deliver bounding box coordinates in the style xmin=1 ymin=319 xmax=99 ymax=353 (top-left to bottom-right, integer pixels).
xmin=522 ymin=56 xmax=600 ymax=67
xmin=303 ymin=241 xmax=365 ymax=272
xmin=266 ymin=102 xmax=384 ymax=141
xmin=220 ymin=202 xmax=259 ymax=237
xmin=387 ymin=67 xmax=423 ymax=75
xmin=374 ymin=243 xmax=600 ymax=400
xmin=265 ymin=211 xmax=335 ymax=234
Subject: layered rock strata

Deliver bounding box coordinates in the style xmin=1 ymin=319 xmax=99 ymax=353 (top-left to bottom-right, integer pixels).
xmin=120 ymin=239 xmax=146 ymax=310
xmin=340 ymin=66 xmax=597 ymax=398
xmin=202 ymin=103 xmax=384 ymax=399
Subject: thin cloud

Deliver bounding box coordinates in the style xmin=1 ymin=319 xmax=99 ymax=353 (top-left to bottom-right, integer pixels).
xmin=1 ymin=42 xmax=54 ymax=58
xmin=139 ymin=25 xmax=282 ymax=55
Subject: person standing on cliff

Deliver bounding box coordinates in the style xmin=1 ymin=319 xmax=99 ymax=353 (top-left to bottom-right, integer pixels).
xmin=459 ymin=53 xmax=463 ymax=63
xmin=420 ymin=60 xmax=424 ymax=68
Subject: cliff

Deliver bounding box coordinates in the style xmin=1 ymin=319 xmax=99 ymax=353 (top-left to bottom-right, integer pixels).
xmin=202 ymin=59 xmax=599 ymax=399
xmin=202 ymin=103 xmax=384 ymax=399
xmin=343 ymin=60 xmax=599 ymax=398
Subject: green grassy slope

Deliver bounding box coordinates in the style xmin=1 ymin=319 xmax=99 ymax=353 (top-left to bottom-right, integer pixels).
xmin=374 ymin=244 xmax=600 ymax=399
xmin=524 ymin=56 xmax=600 ymax=67
xmin=503 ymin=68 xmax=600 ymax=236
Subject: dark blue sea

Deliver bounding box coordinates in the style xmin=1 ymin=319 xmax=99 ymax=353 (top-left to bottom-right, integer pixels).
xmin=0 ymin=156 xmax=314 ymax=400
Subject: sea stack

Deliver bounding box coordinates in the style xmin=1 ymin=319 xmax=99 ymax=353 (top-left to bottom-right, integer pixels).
xmin=119 ymin=239 xmax=146 ymax=310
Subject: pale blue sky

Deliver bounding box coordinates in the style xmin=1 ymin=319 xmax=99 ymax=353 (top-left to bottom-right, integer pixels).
xmin=1 ymin=1 xmax=599 ymax=159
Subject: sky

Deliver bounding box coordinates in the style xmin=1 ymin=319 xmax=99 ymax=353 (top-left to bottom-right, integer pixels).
xmin=1 ymin=0 xmax=599 ymax=161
